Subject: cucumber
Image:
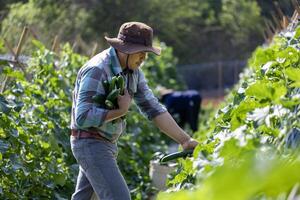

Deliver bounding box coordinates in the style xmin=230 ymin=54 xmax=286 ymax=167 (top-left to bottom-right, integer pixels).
xmin=105 ymin=99 xmax=115 ymax=109
xmin=159 ymin=149 xmax=194 ymax=163
xmin=117 ymin=76 xmax=125 ymax=95
xmin=102 ymin=80 xmax=110 ymax=94
xmin=106 ymin=88 xmax=120 ymax=102
xmin=109 ymin=76 xmax=117 ymax=92
xmin=92 ymin=94 xmax=106 ymax=105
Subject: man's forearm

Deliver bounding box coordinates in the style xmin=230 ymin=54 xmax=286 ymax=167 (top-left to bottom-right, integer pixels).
xmin=104 ymin=109 xmax=125 ymax=122
xmin=153 ymin=112 xmax=191 ymax=145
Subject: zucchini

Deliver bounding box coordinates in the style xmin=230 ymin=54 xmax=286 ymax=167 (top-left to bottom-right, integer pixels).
xmin=102 ymin=80 xmax=110 ymax=94
xmin=109 ymin=76 xmax=117 ymax=92
xmin=105 ymin=99 xmax=115 ymax=109
xmin=106 ymin=88 xmax=120 ymax=102
xmin=117 ymin=76 xmax=125 ymax=95
xmin=92 ymin=94 xmax=106 ymax=105
xmin=159 ymin=149 xmax=194 ymax=163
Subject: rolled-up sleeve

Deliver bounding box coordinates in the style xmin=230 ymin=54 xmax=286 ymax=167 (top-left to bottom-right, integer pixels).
xmin=75 ymin=67 xmax=108 ymax=128
xmin=134 ymin=70 xmax=167 ymax=120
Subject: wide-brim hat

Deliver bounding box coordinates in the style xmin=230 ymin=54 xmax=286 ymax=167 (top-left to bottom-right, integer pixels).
xmin=105 ymin=22 xmax=161 ymax=55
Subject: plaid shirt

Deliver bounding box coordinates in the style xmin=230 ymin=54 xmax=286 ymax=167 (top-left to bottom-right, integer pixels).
xmin=70 ymin=47 xmax=167 ymax=143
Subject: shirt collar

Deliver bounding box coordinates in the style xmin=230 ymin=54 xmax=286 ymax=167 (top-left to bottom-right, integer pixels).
xmin=109 ymin=47 xmax=123 ymax=76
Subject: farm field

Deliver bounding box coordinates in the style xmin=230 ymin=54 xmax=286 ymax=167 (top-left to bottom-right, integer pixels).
xmin=0 ymin=1 xmax=300 ymax=199
xmin=157 ymin=18 xmax=300 ymax=200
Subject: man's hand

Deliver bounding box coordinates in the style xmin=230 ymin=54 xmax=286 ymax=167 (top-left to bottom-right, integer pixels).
xmin=181 ymin=138 xmax=198 ymax=150
xmin=118 ymin=89 xmax=132 ymax=115
xmin=153 ymin=112 xmax=199 ymax=150
xmin=104 ymin=90 xmax=132 ymax=122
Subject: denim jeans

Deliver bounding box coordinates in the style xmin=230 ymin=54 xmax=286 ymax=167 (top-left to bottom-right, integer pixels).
xmin=70 ymin=136 xmax=131 ymax=200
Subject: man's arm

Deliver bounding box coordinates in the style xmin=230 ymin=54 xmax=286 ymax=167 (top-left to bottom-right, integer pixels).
xmin=105 ymin=90 xmax=132 ymax=122
xmin=75 ymin=67 xmax=109 ymax=128
xmin=153 ymin=112 xmax=198 ymax=150
xmin=133 ymin=70 xmax=198 ymax=149
xmin=75 ymin=64 xmax=132 ymax=126
xmin=133 ymin=70 xmax=168 ymax=119
xmin=104 ymin=109 xmax=125 ymax=122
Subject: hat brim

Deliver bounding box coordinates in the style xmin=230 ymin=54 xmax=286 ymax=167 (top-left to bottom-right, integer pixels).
xmin=105 ymin=36 xmax=161 ymax=55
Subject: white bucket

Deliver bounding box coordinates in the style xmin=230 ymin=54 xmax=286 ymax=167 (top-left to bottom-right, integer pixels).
xmin=149 ymin=160 xmax=177 ymax=191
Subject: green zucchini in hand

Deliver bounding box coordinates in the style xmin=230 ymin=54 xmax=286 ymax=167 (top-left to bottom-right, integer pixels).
xmin=160 ymin=149 xmax=194 ymax=163
xmin=106 ymin=88 xmax=120 ymax=102
xmin=99 ymin=75 xmax=125 ymax=110
xmin=92 ymin=94 xmax=106 ymax=105
xmin=102 ymin=80 xmax=110 ymax=94
xmin=116 ymin=76 xmax=125 ymax=95
xmin=109 ymin=76 xmax=117 ymax=92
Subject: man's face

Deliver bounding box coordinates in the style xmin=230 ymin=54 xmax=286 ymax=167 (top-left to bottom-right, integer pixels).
xmin=128 ymin=52 xmax=147 ymax=70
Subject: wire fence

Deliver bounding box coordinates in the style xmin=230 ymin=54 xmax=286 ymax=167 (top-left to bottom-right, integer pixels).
xmin=176 ymin=2 xmax=300 ymax=97
xmin=177 ymin=60 xmax=247 ymax=95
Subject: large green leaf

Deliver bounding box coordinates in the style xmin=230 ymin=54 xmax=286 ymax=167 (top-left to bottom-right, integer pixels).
xmin=285 ymin=67 xmax=300 ymax=88
xmin=229 ymin=97 xmax=261 ymax=130
xmin=245 ymin=80 xmax=286 ymax=102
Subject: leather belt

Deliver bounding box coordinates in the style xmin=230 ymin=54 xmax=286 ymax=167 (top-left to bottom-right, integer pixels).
xmin=71 ymin=129 xmax=108 ymax=141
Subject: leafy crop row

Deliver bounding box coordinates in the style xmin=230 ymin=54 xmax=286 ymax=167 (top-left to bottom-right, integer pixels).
xmin=0 ymin=42 xmax=85 ymax=199
xmin=158 ymin=25 xmax=300 ymax=200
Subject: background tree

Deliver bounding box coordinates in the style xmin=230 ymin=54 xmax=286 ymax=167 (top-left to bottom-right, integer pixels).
xmin=0 ymin=0 xmax=91 ymax=54
xmin=0 ymin=0 xmax=267 ymax=64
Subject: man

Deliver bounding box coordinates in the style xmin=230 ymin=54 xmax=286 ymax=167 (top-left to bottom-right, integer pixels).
xmin=70 ymin=22 xmax=198 ymax=200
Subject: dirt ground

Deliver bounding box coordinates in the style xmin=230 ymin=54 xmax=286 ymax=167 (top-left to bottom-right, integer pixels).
xmin=200 ymin=89 xmax=225 ymax=108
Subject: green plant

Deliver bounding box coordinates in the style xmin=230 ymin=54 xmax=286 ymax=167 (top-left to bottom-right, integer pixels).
xmin=0 ymin=41 xmax=87 ymax=199
xmin=158 ymin=22 xmax=300 ymax=200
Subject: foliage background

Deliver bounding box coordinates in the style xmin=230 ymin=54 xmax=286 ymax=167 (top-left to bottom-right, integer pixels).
xmin=1 ymin=0 xmax=299 ymax=199
xmin=1 ymin=0 xmax=294 ymax=65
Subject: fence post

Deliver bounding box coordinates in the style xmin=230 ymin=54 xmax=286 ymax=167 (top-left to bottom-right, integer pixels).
xmin=0 ymin=76 xmax=9 ymax=94
xmin=1 ymin=27 xmax=29 ymax=93
xmin=15 ymin=26 xmax=28 ymax=61
xmin=72 ymin=41 xmax=78 ymax=52
xmin=4 ymin=38 xmax=26 ymax=74
xmin=51 ymin=35 xmax=59 ymax=53
xmin=291 ymin=10 xmax=299 ymax=23
xmin=282 ymin=15 xmax=289 ymax=29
